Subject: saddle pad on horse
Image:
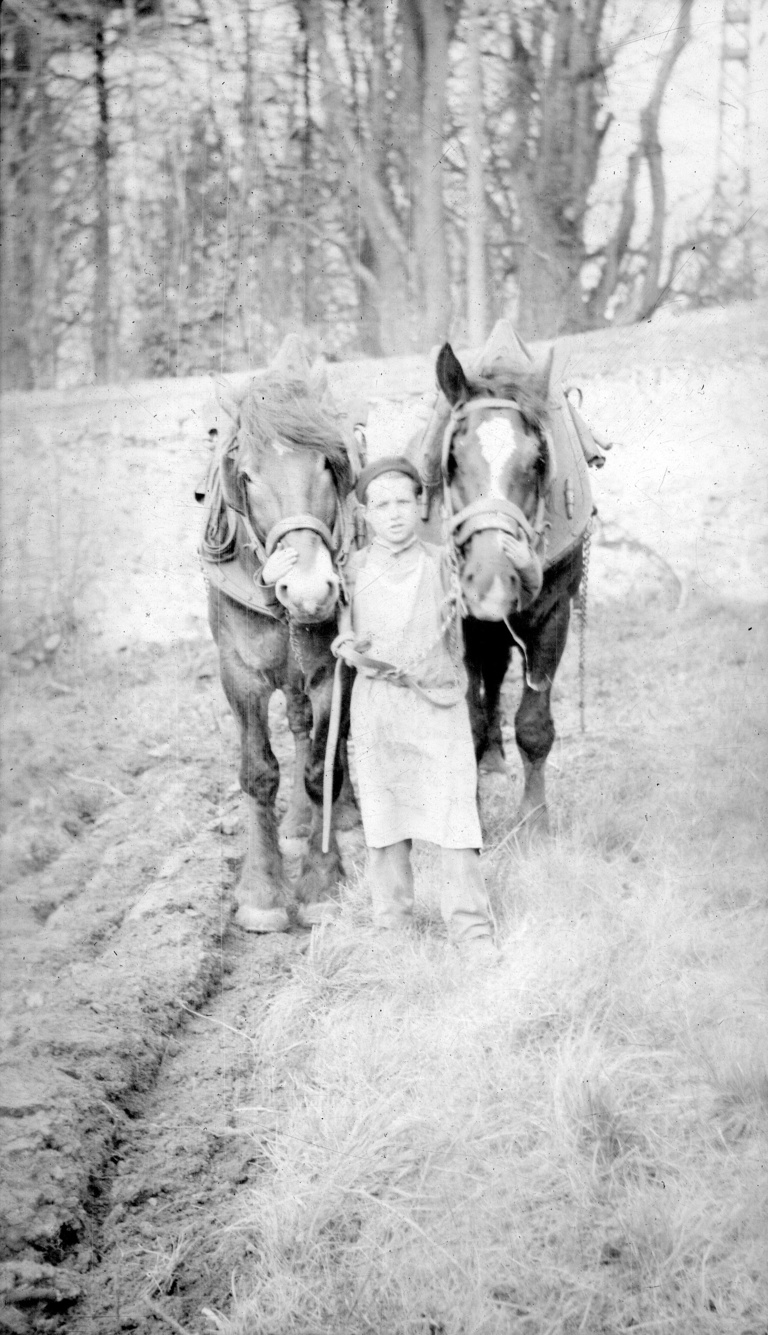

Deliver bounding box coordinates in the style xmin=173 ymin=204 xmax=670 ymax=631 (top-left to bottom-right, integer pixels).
xmin=418 ymin=321 xmax=601 ymax=570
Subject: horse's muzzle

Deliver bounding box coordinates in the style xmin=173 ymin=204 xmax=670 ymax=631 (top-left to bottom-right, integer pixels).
xmin=461 ymin=533 xmax=543 ymax=621
xmin=275 ymin=569 xmax=341 ymax=625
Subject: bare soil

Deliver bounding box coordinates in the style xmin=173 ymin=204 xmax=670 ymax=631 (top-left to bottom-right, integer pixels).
xmin=0 ymin=636 xmax=367 ymax=1334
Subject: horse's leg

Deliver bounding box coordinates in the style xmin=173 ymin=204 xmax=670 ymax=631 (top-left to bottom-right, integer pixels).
xmin=513 ymin=556 xmax=581 ymax=842
xmin=463 ymin=618 xmax=491 ymax=759
xmin=282 ymin=664 xmax=313 ymax=839
xmin=334 ymin=735 xmax=361 ymax=830
xmin=215 ymin=601 xmax=292 ymax=932
xmin=294 ymin=637 xmax=351 ymax=925
xmin=464 ymin=619 xmax=511 ymax=772
xmin=514 ymin=679 xmax=555 ymax=840
xmin=480 ymin=628 xmax=512 ymax=775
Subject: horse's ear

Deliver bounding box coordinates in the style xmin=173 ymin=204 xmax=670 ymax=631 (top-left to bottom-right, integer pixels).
xmin=436 ymin=343 xmax=471 ymax=408
xmin=309 ymin=356 xmax=329 ymax=399
xmin=270 ymin=333 xmax=311 ymax=381
xmin=214 ymin=377 xmax=241 ymax=428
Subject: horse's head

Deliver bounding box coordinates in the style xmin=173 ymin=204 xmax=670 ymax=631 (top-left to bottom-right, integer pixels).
xmin=436 ymin=341 xmax=552 ymax=622
xmin=219 ymin=352 xmax=355 ymax=625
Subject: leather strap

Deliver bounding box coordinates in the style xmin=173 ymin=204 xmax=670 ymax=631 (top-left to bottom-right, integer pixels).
xmin=265 ymin=513 xmax=337 ymax=558
xmin=199 ymin=552 xmax=285 ymax=620
xmin=336 ymin=643 xmax=465 ymax=709
xmin=448 ymin=496 xmax=536 ymax=547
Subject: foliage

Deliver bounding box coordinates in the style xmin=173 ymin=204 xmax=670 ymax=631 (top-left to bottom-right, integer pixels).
xmin=0 ymin=0 xmax=761 ymax=386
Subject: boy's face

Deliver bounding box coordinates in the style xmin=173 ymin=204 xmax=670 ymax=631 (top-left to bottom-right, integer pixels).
xmin=364 ymin=472 xmax=419 ymax=547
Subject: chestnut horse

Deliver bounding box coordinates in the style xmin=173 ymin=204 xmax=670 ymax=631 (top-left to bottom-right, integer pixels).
xmin=200 ymin=340 xmax=362 ymax=931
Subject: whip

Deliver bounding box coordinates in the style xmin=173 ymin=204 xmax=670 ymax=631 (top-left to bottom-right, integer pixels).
xmin=322 ymin=657 xmax=344 ymax=853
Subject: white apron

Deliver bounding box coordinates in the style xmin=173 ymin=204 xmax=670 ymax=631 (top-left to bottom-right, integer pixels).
xmin=348 ymin=540 xmax=482 ymax=850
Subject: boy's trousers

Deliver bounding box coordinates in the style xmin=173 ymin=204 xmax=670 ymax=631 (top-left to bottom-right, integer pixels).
xmin=368 ymin=841 xmax=492 ymax=943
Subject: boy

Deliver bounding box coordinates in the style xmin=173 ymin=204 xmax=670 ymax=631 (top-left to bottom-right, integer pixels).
xmin=263 ymin=456 xmax=496 ymax=955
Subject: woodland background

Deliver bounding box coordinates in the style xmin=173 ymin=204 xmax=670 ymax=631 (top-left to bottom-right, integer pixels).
xmin=2 ymin=0 xmax=766 ymax=393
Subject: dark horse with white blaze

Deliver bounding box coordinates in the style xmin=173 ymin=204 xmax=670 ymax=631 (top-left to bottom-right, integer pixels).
xmin=414 ymin=321 xmax=604 ymax=837
xmin=200 ymin=339 xmax=361 ymax=932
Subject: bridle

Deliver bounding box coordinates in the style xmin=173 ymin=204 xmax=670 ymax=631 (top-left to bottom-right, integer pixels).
xmin=216 ymin=423 xmax=357 ymax=571
xmin=440 ymin=397 xmax=554 ymax=556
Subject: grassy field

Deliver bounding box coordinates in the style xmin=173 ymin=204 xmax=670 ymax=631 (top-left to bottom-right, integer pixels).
xmin=1 ymin=565 xmax=765 ymax=1335
xmin=197 ymin=592 xmax=767 ymax=1335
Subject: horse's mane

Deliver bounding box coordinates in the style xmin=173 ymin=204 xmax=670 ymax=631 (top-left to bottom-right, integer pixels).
xmin=238 ymin=374 xmax=354 ymax=494
xmin=467 ymin=367 xmax=550 ymax=429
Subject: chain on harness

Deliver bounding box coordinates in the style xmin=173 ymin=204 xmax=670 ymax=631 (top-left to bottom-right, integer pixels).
xmin=577 ymin=519 xmax=591 ymax=735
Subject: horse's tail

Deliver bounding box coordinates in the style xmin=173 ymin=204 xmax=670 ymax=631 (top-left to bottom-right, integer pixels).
xmin=200 ymin=461 xmax=238 ymax=564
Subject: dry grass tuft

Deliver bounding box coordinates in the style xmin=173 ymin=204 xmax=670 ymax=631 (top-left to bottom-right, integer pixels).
xmin=213 ymin=599 xmax=767 ymax=1334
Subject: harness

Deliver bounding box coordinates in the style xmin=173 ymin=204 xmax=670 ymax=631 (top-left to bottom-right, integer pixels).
xmin=334 ymin=640 xmax=466 ymax=709
xmin=439 ymin=397 xmax=553 ymax=558
xmin=199 ymin=422 xmax=364 ymax=621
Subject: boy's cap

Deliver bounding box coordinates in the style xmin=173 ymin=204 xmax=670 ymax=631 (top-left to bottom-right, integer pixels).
xmin=355 ymin=456 xmax=423 ymax=503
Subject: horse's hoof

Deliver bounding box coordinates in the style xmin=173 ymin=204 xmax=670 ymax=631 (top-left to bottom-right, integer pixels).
xmin=296 ymin=900 xmax=342 ymax=928
xmin=479 ymin=745 xmax=507 ymax=776
xmin=234 ymin=905 xmax=291 ymax=934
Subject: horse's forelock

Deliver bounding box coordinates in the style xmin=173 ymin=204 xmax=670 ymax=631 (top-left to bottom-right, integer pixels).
xmin=469 ymin=370 xmax=548 ymax=427
xmin=238 ymin=376 xmax=353 ymax=493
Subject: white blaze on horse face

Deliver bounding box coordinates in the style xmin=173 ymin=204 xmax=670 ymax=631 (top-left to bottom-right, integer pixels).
xmin=271 ymin=439 xmax=293 ymax=457
xmin=476 ymin=417 xmax=518 ymax=497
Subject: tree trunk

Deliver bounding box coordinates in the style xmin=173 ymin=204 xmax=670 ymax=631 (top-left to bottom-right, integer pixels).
xmin=516 ymin=208 xmax=585 ymax=339
xmin=511 ymin=0 xmax=609 ymax=338
xmin=465 ymin=0 xmax=487 ymax=346
xmin=621 ymin=0 xmax=693 ymax=322
xmin=1 ymin=15 xmax=33 ymax=388
xmin=92 ymin=16 xmax=111 ymax=381
xmin=304 ymin=0 xmax=411 ymax=355
xmin=235 ymin=0 xmax=259 ymax=361
xmin=410 ymin=0 xmax=453 ymax=348
xmin=30 ymin=71 xmax=56 ymax=386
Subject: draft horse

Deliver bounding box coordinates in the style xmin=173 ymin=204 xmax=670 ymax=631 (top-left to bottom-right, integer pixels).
xmin=199 ymin=338 xmax=362 ymax=931
xmin=416 ymin=321 xmax=604 ymax=837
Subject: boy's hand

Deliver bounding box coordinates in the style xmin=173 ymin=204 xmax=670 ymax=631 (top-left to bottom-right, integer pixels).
xmin=261 ymin=546 xmax=298 ymax=585
xmin=500 ymin=534 xmax=529 ymax=568
xmin=331 ymin=633 xmax=371 ymax=661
